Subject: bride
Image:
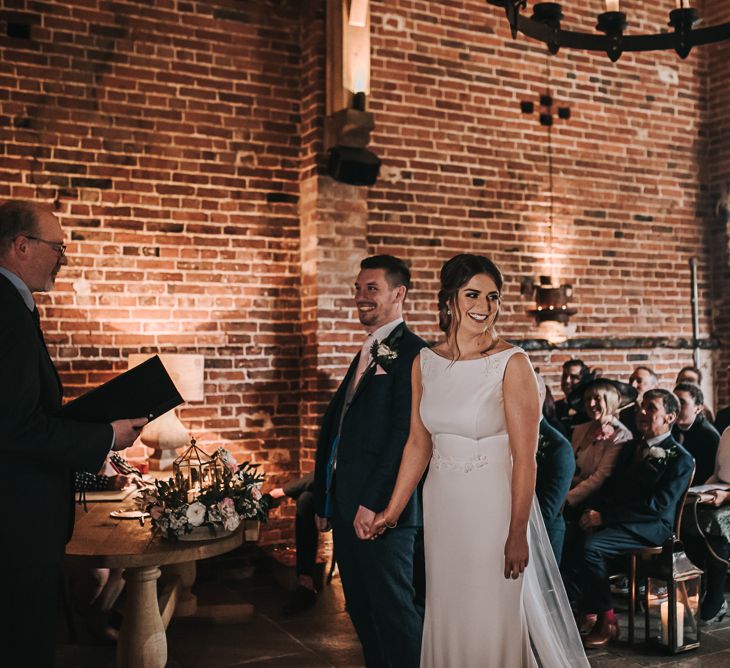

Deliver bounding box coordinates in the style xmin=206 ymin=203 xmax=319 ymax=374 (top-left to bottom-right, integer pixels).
xmin=368 ymin=254 xmax=588 ymax=667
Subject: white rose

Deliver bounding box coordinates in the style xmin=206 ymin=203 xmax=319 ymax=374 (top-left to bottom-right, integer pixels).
xmin=377 ymin=344 xmax=396 ymax=360
xmin=223 ymin=513 xmax=241 ymax=532
xmin=251 ymin=486 xmax=262 ymax=501
xmin=186 ymin=501 xmax=207 ymax=527
xmin=648 ymin=446 xmax=666 ymax=460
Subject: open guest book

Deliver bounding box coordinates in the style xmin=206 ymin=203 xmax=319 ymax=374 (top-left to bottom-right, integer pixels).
xmin=60 ymin=355 xmax=183 ymax=423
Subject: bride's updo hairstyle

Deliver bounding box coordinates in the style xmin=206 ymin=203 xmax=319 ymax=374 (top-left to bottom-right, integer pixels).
xmin=438 ymin=254 xmax=504 ymax=335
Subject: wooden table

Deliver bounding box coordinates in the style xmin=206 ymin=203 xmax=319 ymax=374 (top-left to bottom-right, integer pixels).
xmin=66 ymin=503 xmax=250 ymax=668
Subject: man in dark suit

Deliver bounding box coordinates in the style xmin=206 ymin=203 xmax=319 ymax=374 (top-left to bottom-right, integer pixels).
xmin=565 ymin=388 xmax=694 ymax=649
xmin=267 ymin=473 xmax=320 ymax=614
xmin=619 ymin=365 xmax=659 ymax=439
xmin=0 ymin=200 xmax=146 ymax=667
xmin=314 ymin=255 xmax=426 ymax=667
xmin=673 ymin=382 xmax=720 ymax=485
xmin=536 ymin=417 xmax=575 ymax=565
xmin=554 ymin=358 xmax=592 ymax=435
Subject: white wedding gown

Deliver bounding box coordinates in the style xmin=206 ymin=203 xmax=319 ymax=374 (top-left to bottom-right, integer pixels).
xmin=419 ymin=346 xmax=589 ymax=668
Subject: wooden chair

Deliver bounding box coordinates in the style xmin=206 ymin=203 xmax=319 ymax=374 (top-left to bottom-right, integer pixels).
xmin=624 ymin=462 xmax=695 ymax=644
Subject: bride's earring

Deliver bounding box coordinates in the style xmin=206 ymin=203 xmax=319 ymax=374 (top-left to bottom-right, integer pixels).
xmin=446 ymin=308 xmax=451 ymax=316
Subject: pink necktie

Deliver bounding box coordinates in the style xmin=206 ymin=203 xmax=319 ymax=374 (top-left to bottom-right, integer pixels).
xmin=352 ymin=335 xmax=375 ymax=390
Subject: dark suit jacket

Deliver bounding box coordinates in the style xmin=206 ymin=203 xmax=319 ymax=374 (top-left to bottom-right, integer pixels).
xmin=594 ymin=434 xmax=694 ymax=546
xmin=715 ymin=406 xmax=730 ymax=438
xmin=619 ymin=403 xmax=641 ymax=440
xmin=0 ymin=273 xmax=112 ymax=568
xmin=672 ymin=415 xmax=720 ymax=485
xmin=536 ymin=418 xmax=574 ymax=562
xmin=536 ymin=417 xmax=575 ymax=528
xmin=283 ymin=472 xmax=314 ymax=499
xmin=555 ymin=397 xmax=590 ymax=436
xmin=313 ymin=323 xmax=427 ymax=526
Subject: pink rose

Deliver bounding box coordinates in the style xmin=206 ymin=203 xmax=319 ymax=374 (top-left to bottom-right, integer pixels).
xmin=223 ymin=514 xmax=241 ymax=532
xmin=150 ymin=506 xmax=164 ymax=521
xmin=219 ymin=497 xmax=236 ymax=517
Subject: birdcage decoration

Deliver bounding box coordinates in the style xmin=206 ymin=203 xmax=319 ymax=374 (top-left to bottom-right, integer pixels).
xmin=173 ymin=437 xmax=215 ymax=501
xmin=208 ymin=447 xmax=236 ymax=487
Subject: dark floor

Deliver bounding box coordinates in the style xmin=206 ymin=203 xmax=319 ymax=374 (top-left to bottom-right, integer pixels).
xmin=57 ymin=550 xmax=730 ymax=668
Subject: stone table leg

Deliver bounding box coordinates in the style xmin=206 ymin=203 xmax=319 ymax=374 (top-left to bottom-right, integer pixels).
xmin=166 ymin=561 xmax=198 ymax=617
xmin=117 ymin=566 xmax=167 ymax=668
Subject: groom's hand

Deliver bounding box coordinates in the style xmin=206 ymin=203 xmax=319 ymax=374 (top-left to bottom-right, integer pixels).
xmin=354 ymin=505 xmax=376 ymax=539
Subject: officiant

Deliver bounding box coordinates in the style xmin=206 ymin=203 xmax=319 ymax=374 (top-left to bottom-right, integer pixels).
xmin=0 ymin=200 xmax=147 ymax=668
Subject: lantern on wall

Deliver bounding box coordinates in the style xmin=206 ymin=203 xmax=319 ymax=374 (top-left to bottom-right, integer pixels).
xmin=645 ymin=551 xmax=702 ymax=653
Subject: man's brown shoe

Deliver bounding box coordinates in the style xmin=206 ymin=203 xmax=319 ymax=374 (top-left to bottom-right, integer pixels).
xmin=579 ymin=614 xmax=597 ymax=636
xmin=583 ymin=620 xmax=619 ymax=649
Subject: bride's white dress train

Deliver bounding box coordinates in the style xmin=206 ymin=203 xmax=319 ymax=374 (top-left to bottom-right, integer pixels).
xmin=419 ymin=346 xmax=589 ymax=668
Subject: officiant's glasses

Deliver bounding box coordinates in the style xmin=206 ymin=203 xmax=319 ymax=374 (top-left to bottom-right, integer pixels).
xmin=25 ymin=235 xmax=67 ymax=256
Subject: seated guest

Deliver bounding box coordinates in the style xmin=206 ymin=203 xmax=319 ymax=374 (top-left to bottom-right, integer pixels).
xmin=706 ymin=425 xmax=730 ymax=485
xmin=565 ymin=379 xmax=635 ymax=512
xmin=541 ymin=374 xmax=569 ymax=437
xmin=684 ymin=428 xmax=730 ymax=623
xmin=564 ymin=389 xmax=694 ymax=649
xmin=267 ymin=473 xmax=320 ymax=614
xmin=715 ymin=403 xmax=730 ymax=437
xmin=620 ymin=366 xmax=658 ymax=439
xmin=676 ymin=366 xmax=715 ymax=422
xmin=68 ymin=466 xmax=130 ymax=640
xmin=555 ymin=358 xmax=593 ymax=435
xmin=683 ymin=505 xmax=730 ymax=623
xmin=535 ymin=375 xmax=575 ymax=564
xmin=673 ymin=382 xmax=720 ymax=485
xmin=677 ymin=365 xmax=702 ymax=386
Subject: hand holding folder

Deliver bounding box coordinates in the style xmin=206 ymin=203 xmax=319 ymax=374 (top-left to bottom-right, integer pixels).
xmin=60 ymin=355 xmax=183 ymax=449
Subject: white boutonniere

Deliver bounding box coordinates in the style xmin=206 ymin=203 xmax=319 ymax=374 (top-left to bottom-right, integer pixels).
xmin=645 ymin=442 xmax=678 ymax=466
xmin=370 ymin=340 xmax=398 ymax=372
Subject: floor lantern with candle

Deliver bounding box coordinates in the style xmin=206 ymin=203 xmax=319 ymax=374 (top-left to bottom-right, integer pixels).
xmin=645 ymin=551 xmax=702 ymax=653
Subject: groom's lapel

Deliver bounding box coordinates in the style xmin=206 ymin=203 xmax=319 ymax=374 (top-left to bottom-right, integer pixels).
xmin=349 ymin=322 xmax=405 ymax=407
xmin=337 ymin=353 xmax=360 ymax=400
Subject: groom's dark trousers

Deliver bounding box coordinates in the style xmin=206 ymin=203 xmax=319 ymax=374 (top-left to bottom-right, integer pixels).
xmin=314 ymin=322 xmax=426 ymax=667
xmin=332 ymin=508 xmax=421 ymax=667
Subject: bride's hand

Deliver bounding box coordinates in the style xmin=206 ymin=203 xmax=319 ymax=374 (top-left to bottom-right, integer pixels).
xmin=504 ymin=532 xmax=529 ymax=579
xmin=367 ymin=512 xmax=388 ymax=539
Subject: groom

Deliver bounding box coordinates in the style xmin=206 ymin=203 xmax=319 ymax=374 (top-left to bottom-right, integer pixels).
xmin=314 ymin=255 xmax=426 ymax=667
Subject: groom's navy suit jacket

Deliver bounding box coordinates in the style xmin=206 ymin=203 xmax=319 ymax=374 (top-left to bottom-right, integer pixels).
xmin=593 ymin=434 xmax=694 ymax=546
xmin=0 ymin=273 xmax=112 ymax=569
xmin=314 ymin=322 xmax=427 ymax=526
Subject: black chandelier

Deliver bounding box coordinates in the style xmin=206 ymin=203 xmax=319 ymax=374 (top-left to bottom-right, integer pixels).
xmin=487 ymin=1 xmax=730 ymax=62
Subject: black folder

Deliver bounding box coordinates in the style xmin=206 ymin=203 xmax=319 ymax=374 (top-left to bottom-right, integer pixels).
xmin=60 ymin=355 xmax=184 ymax=423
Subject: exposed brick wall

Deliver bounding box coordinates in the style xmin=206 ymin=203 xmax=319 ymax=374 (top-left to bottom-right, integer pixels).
xmin=704 ymin=0 xmax=730 ymax=408
xmin=366 ymin=0 xmax=710 ymax=337
xmin=0 ymin=0 xmax=307 ymax=543
xmin=1 ymin=0 xmax=728 ymax=546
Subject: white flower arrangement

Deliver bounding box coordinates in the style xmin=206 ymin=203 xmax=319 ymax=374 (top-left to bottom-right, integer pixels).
xmin=645 ymin=442 xmax=678 ymax=467
xmin=370 ymin=340 xmax=398 ymax=370
xmin=648 ymin=445 xmax=667 ymax=461
xmin=140 ymin=448 xmax=269 ymax=540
